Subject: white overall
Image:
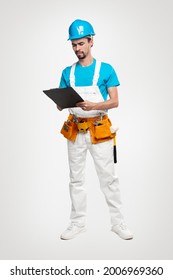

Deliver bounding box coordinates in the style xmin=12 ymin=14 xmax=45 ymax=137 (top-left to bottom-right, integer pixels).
xmin=67 ymin=60 xmax=124 ymax=226
xmin=69 ymin=60 xmax=106 ymax=118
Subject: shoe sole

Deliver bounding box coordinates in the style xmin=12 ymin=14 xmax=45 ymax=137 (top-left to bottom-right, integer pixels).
xmin=123 ymin=236 xmax=133 ymax=240
xmin=111 ymin=230 xmax=134 ymax=240
xmin=60 ymin=228 xmax=87 ymax=240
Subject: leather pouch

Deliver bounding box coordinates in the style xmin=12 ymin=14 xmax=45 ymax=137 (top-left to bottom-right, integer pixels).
xmin=60 ymin=120 xmax=78 ymax=141
xmin=94 ymin=119 xmax=112 ymax=139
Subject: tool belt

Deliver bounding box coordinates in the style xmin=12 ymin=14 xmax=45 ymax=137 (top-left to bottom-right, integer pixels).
xmin=60 ymin=114 xmax=115 ymax=144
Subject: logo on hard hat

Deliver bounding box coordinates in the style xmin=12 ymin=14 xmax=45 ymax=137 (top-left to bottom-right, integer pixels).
xmin=77 ymin=26 xmax=84 ymax=36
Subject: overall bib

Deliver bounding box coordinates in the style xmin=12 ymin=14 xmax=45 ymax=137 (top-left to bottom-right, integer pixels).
xmin=69 ymin=60 xmax=105 ymax=118
xmin=67 ymin=60 xmax=124 ymax=226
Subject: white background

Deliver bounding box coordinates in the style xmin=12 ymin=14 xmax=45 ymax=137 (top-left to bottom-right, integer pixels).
xmin=0 ymin=0 xmax=173 ymax=260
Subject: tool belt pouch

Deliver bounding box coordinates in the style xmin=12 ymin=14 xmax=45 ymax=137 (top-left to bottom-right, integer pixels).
xmin=77 ymin=121 xmax=90 ymax=133
xmin=94 ymin=119 xmax=112 ymax=139
xmin=60 ymin=120 xmax=77 ymax=142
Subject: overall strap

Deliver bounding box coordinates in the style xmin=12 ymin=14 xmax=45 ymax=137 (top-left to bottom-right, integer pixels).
xmin=92 ymin=60 xmax=101 ymax=86
xmin=69 ymin=63 xmax=76 ymax=87
xmin=69 ymin=60 xmax=101 ymax=87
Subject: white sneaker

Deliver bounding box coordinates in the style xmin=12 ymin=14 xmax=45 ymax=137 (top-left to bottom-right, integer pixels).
xmin=60 ymin=224 xmax=86 ymax=240
xmin=111 ymin=223 xmax=133 ymax=240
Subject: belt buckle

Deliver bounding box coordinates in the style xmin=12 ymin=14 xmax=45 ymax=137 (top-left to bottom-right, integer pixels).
xmin=77 ymin=120 xmax=89 ymax=133
xmin=79 ymin=129 xmax=88 ymax=133
xmin=78 ymin=126 xmax=88 ymax=133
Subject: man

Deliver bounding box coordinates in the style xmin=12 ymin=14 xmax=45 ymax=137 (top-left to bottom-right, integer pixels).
xmin=58 ymin=19 xmax=133 ymax=240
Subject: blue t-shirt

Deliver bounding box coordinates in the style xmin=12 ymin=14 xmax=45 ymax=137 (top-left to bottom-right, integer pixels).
xmin=59 ymin=58 xmax=120 ymax=101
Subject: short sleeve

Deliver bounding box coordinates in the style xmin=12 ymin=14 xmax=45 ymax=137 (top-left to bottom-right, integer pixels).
xmin=106 ymin=65 xmax=120 ymax=88
xmin=59 ymin=66 xmax=71 ymax=88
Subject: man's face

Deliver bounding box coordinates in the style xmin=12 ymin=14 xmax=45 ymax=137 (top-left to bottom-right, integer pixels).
xmin=71 ymin=37 xmax=93 ymax=59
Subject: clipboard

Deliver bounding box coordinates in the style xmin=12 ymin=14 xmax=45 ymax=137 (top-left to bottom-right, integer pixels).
xmin=43 ymin=87 xmax=84 ymax=109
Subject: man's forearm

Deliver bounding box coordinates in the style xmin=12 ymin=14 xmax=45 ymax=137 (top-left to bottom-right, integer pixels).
xmin=92 ymin=99 xmax=119 ymax=110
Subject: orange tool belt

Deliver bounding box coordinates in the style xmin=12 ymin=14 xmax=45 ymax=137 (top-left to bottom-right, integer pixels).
xmin=60 ymin=114 xmax=116 ymax=144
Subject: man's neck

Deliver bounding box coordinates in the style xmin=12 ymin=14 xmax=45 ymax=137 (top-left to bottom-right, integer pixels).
xmin=78 ymin=56 xmax=94 ymax=67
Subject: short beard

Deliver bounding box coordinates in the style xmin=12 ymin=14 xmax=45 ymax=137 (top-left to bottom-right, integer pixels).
xmin=76 ymin=52 xmax=86 ymax=59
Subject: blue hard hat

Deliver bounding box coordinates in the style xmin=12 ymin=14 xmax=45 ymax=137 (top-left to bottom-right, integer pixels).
xmin=68 ymin=19 xmax=95 ymax=40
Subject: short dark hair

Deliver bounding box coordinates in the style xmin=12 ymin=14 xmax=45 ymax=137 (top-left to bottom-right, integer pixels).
xmin=87 ymin=37 xmax=92 ymax=42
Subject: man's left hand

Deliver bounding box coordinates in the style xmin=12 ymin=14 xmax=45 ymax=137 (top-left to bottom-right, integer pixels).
xmin=76 ymin=100 xmax=95 ymax=111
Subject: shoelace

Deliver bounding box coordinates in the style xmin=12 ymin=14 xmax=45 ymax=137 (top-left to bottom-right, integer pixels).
xmin=119 ymin=223 xmax=127 ymax=230
xmin=67 ymin=224 xmax=75 ymax=230
xmin=67 ymin=224 xmax=79 ymax=231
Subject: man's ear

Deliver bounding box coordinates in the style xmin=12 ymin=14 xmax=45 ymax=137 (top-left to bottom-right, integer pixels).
xmin=91 ymin=38 xmax=94 ymax=47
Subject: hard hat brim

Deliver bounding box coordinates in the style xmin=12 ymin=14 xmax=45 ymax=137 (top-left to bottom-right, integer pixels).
xmin=68 ymin=34 xmax=95 ymax=41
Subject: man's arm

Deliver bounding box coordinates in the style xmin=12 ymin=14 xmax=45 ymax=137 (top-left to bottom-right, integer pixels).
xmin=76 ymin=86 xmax=119 ymax=111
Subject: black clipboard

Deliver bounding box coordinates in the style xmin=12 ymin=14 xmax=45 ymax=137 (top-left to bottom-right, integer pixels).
xmin=43 ymin=87 xmax=84 ymax=109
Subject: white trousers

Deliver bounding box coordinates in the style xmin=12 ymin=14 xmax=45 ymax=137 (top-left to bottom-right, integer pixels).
xmin=67 ymin=132 xmax=124 ymax=226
